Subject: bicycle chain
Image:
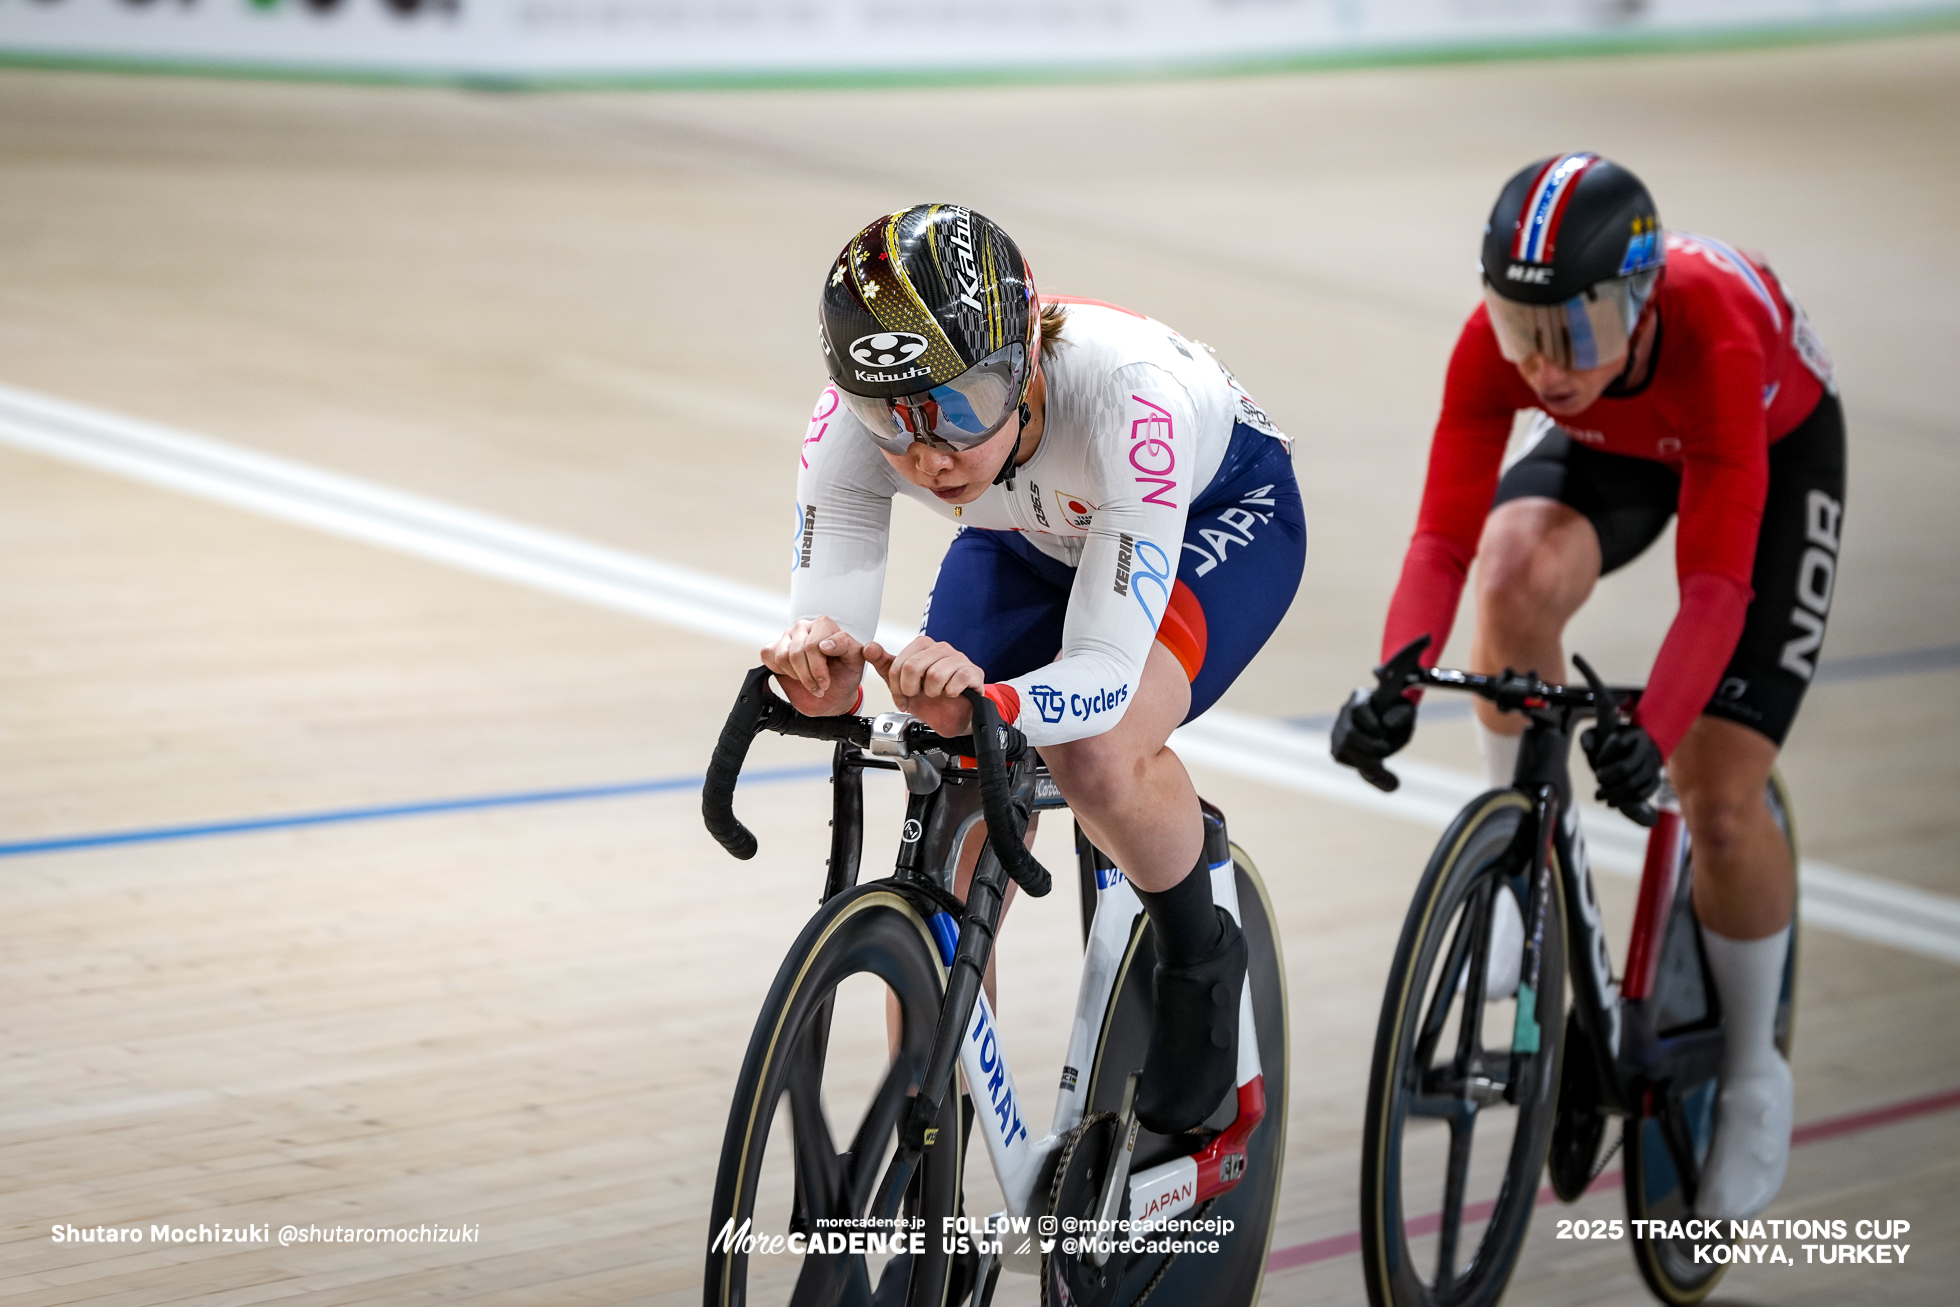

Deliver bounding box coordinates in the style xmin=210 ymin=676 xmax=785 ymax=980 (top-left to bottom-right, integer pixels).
xmin=1041 ymin=1118 xmax=1222 ymax=1307
xmin=1588 ymin=1130 xmax=1624 ymax=1187
xmin=1123 ymin=1197 xmax=1217 ymax=1307
xmin=1042 ymin=1120 xmax=1207 ymax=1307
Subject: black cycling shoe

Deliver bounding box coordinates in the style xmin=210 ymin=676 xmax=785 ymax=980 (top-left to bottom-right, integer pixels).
xmin=1135 ymin=907 xmax=1247 ymax=1136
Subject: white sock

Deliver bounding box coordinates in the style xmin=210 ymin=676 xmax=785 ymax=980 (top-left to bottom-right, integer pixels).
xmin=1704 ymin=926 xmax=1790 ymax=1081
xmin=1460 ymin=884 xmax=1524 ymax=1001
xmin=1698 ymin=925 xmax=1795 ymax=1219
xmin=1475 ymin=721 xmax=1523 ymax=790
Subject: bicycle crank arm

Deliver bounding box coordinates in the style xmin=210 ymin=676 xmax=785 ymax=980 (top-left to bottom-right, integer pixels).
xmin=1085 ymin=1072 xmax=1142 ymax=1268
xmin=1124 ymin=1076 xmax=1267 ymax=1226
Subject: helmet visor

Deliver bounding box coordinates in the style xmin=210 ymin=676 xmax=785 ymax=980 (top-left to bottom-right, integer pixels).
xmin=844 ymin=341 xmax=1028 ymax=455
xmin=1483 ymin=270 xmax=1658 ymax=371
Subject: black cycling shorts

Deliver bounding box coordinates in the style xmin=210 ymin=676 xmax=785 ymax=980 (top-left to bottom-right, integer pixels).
xmin=1492 ymin=393 xmax=1846 ymax=746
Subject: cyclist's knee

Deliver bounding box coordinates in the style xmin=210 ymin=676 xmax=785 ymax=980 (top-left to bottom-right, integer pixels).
xmin=1041 ymin=732 xmax=1140 ymax=819
xmin=1679 ymin=790 xmax=1760 ymax=865
xmin=1672 ymin=717 xmax=1783 ymax=879
xmin=1672 ymin=718 xmax=1776 ymax=833
xmin=1475 ymin=502 xmax=1597 ymax=627
xmin=1676 ymin=769 xmax=1772 ymax=868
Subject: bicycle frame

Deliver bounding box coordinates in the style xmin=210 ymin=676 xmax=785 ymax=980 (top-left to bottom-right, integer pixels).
xmin=1353 ymin=645 xmax=1787 ymax=1301
xmin=1509 ymin=714 xmax=1625 ymax=1100
xmin=1517 ymin=729 xmax=1728 ymax=1127
xmin=1383 ymin=658 xmax=1717 ymax=1125
xmin=824 ymin=731 xmax=1266 ymax=1275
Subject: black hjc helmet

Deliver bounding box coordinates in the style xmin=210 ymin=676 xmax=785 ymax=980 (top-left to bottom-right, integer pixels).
xmin=1482 ymin=153 xmax=1664 ymax=305
xmin=820 ymin=204 xmax=1038 ymax=454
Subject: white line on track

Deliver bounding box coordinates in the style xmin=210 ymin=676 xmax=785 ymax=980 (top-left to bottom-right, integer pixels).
xmin=1170 ymin=711 xmax=1960 ymax=965
xmin=0 ymin=384 xmax=791 ymax=647
xmin=4 ymin=379 xmax=1955 ymax=965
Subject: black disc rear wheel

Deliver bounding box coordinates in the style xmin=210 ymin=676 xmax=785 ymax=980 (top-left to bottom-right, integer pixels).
xmin=1073 ymin=845 xmax=1289 ymax=1307
xmin=1626 ymin=775 xmax=1801 ymax=1305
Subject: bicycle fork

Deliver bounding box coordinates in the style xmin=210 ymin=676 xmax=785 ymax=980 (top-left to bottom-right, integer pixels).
xmin=1515 ymin=719 xmax=1626 ymax=1110
xmin=870 ymin=833 xmax=1017 ymax=1224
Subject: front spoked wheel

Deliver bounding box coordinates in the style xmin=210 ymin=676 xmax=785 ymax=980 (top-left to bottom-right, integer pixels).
xmin=1362 ymin=791 xmax=1567 ymax=1307
xmin=1626 ymin=775 xmax=1801 ymax=1305
xmin=705 ymin=884 xmax=963 ymax=1307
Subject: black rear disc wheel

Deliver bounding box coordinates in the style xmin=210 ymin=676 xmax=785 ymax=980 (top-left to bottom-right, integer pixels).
xmin=1626 ymin=775 xmax=1801 ymax=1306
xmin=1075 ymin=845 xmax=1289 ymax=1307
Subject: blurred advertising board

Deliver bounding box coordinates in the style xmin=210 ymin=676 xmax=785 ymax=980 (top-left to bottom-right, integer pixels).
xmin=1 ymin=0 xmax=1956 ymax=82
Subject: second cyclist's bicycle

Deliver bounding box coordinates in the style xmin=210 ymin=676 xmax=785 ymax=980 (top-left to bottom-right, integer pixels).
xmin=699 ymin=666 xmax=1289 ymax=1306
xmin=1349 ymin=638 xmax=1798 ymax=1307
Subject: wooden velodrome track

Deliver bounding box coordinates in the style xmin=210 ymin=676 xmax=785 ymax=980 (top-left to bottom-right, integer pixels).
xmin=2 ymin=30 xmax=1957 ymax=1305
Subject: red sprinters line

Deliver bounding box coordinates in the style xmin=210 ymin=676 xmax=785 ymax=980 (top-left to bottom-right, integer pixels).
xmin=1267 ymin=1083 xmax=1960 ymax=1273
xmin=1265 ymin=1230 xmax=1359 ymax=1271
xmin=1790 ymin=1085 xmax=1960 ymax=1147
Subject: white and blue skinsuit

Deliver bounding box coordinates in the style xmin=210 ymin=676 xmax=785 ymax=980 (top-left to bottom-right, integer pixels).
xmin=792 ymin=300 xmax=1307 ymax=744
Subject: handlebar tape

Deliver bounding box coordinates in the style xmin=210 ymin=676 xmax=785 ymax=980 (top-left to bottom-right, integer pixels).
xmin=703 ymin=671 xmax=1057 ymax=874
xmin=1356 ymin=758 xmax=1401 ymax=795
xmin=702 ymin=665 xmax=781 ymax=860
xmin=961 ymin=688 xmax=1052 ymax=898
xmin=702 ymin=668 xmax=877 ymax=859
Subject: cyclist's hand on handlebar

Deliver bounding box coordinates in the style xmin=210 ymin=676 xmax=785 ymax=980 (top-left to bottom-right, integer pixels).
xmin=868 ymin=637 xmax=982 ymax=738
xmin=1580 ymin=721 xmax=1664 ymax=817
xmin=1331 ymin=688 xmax=1415 ymax=771
xmin=761 ymin=617 xmax=866 ymax=717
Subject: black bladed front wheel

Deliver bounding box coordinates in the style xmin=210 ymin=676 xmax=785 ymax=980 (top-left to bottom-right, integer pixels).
xmin=1362 ymin=790 xmax=1567 ymax=1307
xmin=705 ymin=885 xmax=962 ymax=1307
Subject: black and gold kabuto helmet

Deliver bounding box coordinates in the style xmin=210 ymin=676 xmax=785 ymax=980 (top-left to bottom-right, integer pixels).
xmin=820 ymin=204 xmax=1037 ymax=454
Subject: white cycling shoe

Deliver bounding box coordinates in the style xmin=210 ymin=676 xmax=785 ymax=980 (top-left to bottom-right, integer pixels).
xmin=1697 ymin=1055 xmax=1794 ymax=1220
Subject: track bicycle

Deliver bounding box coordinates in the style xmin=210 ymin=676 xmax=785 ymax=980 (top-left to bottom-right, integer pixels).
xmin=699 ymin=666 xmax=1289 ymax=1307
xmin=1349 ymin=638 xmax=1798 ymax=1307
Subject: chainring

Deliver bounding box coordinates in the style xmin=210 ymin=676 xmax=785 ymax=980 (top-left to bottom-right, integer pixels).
xmin=1550 ymin=1009 xmax=1607 ymax=1201
xmin=1041 ymin=1113 xmax=1130 ymax=1307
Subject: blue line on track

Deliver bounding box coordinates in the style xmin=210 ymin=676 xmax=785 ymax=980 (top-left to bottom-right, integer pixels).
xmin=1814 ymin=642 xmax=1960 ymax=684
xmin=0 ymin=764 xmax=831 ymax=859
xmin=8 ymin=641 xmax=1953 ymax=861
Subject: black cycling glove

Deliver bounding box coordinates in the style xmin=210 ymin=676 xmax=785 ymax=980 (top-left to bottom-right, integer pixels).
xmin=1332 ymin=688 xmax=1415 ymax=771
xmin=1580 ymin=722 xmax=1663 ymax=812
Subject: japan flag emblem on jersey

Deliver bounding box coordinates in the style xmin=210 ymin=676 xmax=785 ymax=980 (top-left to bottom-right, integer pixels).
xmin=1055 ymin=492 xmax=1097 ymax=530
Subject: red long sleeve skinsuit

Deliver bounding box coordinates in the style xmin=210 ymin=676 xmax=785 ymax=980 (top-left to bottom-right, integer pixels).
xmin=1381 ymin=234 xmax=1827 ymax=757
